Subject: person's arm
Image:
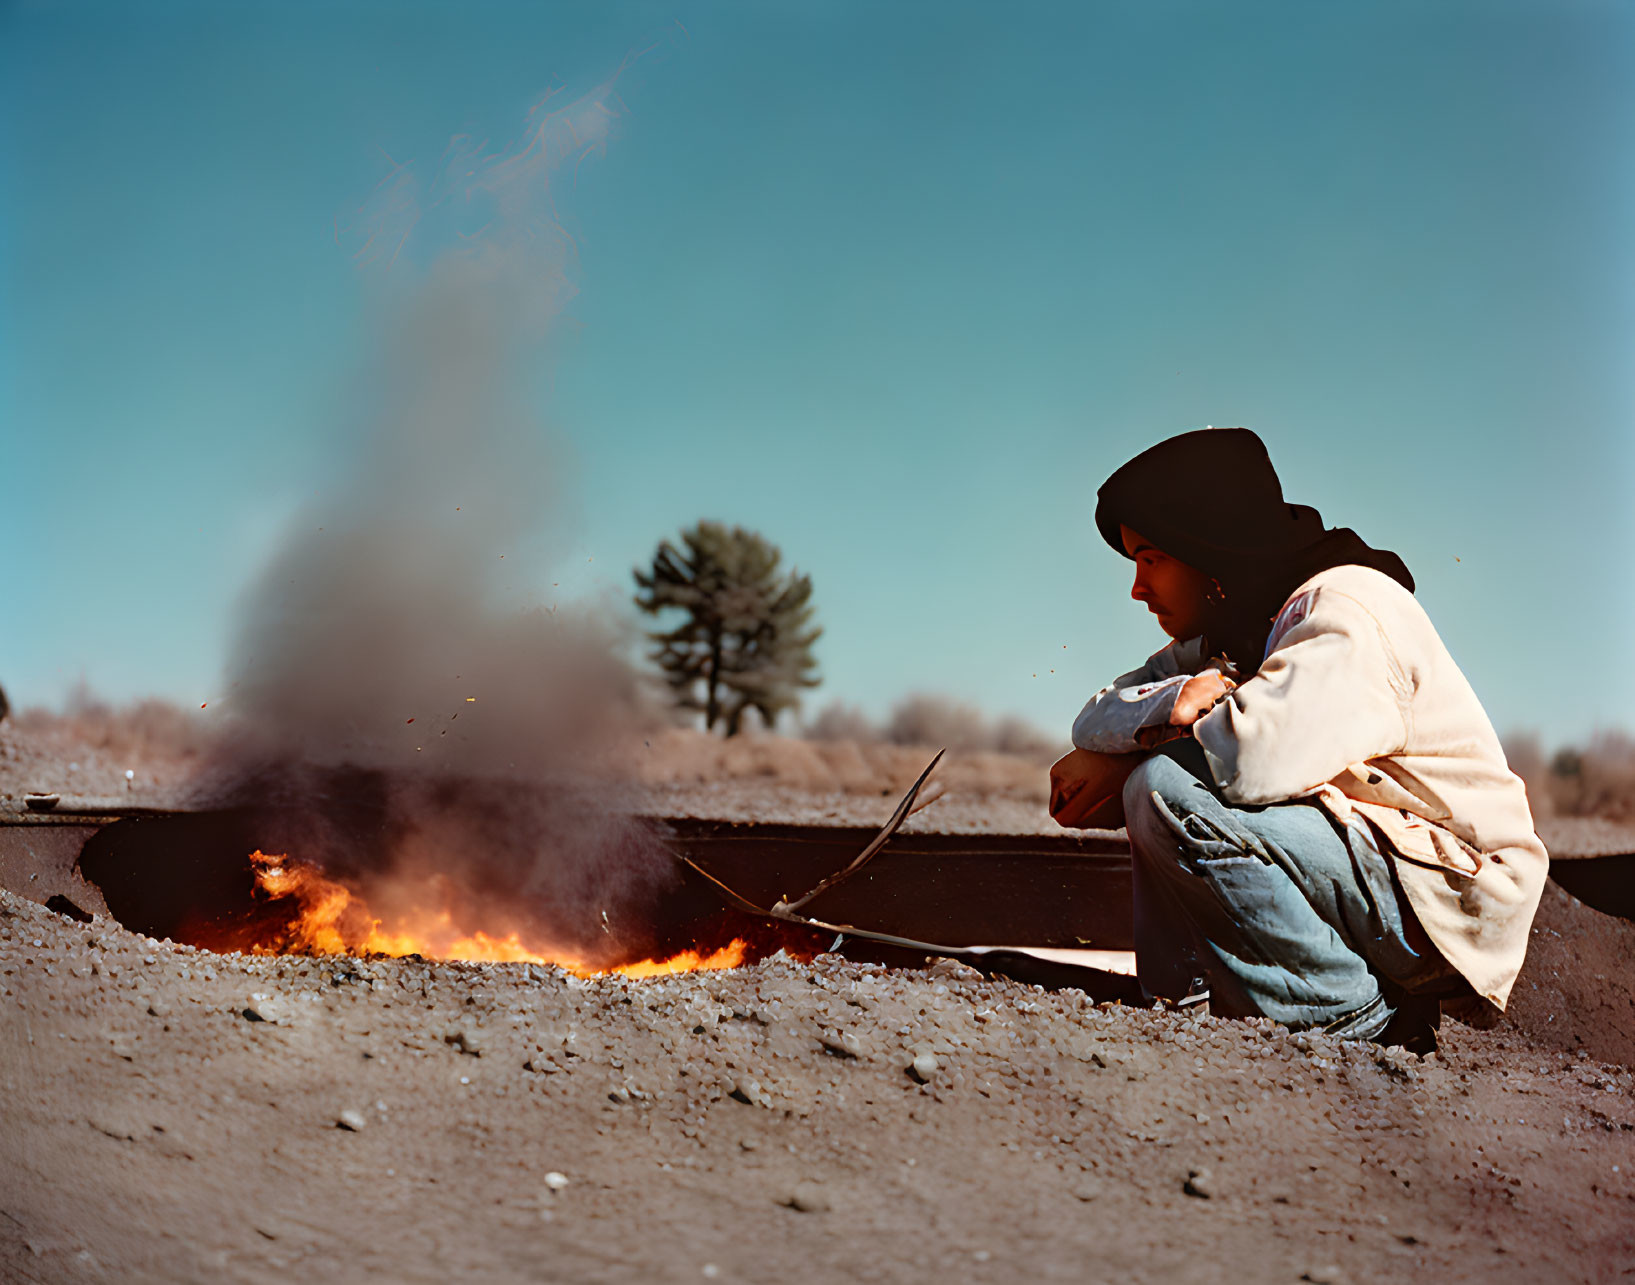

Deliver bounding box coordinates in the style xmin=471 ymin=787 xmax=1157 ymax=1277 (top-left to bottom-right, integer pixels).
xmin=1190 ymin=588 xmax=1411 ymax=805
xmin=1071 ymin=637 xmax=1211 ymax=753
xmin=1048 ymin=746 xmax=1144 ymax=829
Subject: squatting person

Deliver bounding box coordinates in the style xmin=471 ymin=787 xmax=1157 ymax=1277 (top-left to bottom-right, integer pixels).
xmin=1050 ymin=427 xmax=1547 ymax=1047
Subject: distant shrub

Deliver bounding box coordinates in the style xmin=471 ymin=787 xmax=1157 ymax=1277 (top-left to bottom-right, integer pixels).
xmin=1552 ymin=732 xmax=1635 ymax=822
xmin=1504 ymin=729 xmax=1635 ymax=823
xmin=988 ymin=714 xmax=1056 ymax=758
xmin=1501 ymin=731 xmax=1553 ymax=817
xmin=14 ymin=682 xmax=217 ymax=761
xmin=802 ymin=692 xmax=1060 ymax=760
xmin=803 ymin=702 xmax=877 ymax=743
xmin=884 ymin=694 xmax=991 ymax=753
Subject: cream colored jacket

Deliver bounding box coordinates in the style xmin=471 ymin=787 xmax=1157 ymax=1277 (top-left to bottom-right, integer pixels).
xmin=1074 ymin=564 xmax=1547 ymax=1008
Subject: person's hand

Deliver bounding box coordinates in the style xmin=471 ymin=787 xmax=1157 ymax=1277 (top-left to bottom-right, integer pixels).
xmin=1171 ymin=670 xmax=1237 ymax=726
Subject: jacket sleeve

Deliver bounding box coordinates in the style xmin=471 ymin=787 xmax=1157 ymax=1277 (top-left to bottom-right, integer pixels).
xmin=1072 ymin=637 xmax=1207 ymax=753
xmin=1192 ymin=587 xmax=1411 ymax=805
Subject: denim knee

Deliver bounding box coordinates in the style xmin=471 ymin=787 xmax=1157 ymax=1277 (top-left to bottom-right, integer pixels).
xmin=1122 ymin=751 xmax=1209 ymax=837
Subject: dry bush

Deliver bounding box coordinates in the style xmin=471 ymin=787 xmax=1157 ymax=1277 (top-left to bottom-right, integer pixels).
xmin=631 ymin=726 xmax=1050 ymax=801
xmin=988 ymin=714 xmax=1057 ymax=759
xmin=883 ymin=694 xmax=987 ymax=752
xmin=1504 ymin=728 xmax=1635 ymax=823
xmin=1548 ymin=731 xmax=1635 ymax=823
xmin=1500 ymin=731 xmax=1554 ymax=819
xmin=882 ymin=693 xmax=1058 ymax=762
xmin=14 ymin=685 xmax=218 ymax=764
xmin=804 ymin=694 xmax=1059 ymax=763
xmin=803 ymin=702 xmax=877 ymax=743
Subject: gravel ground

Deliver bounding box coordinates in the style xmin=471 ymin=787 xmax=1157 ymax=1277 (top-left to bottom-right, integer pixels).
xmin=4 ymin=882 xmax=1635 ymax=1284
xmin=2 ymin=717 xmax=1634 ymax=1282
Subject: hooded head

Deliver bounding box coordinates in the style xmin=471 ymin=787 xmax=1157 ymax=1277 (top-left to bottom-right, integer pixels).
xmin=1094 ymin=427 xmax=1413 ymax=668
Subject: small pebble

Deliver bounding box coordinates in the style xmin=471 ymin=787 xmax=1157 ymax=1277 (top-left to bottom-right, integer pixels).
xmin=336 ymin=1109 xmax=368 ymax=1132
xmin=1071 ymin=1176 xmax=1105 ymax=1202
xmin=910 ymin=1052 xmax=939 ymax=1083
xmin=787 ymin=1182 xmax=831 ymax=1213
xmin=444 ymin=1027 xmax=484 ymax=1056
xmin=543 ymin=1171 xmax=570 ymax=1192
xmin=241 ymin=998 xmax=283 ymax=1024
xmin=1183 ymin=1166 xmax=1214 ymax=1199
xmin=821 ymin=1031 xmax=862 ymax=1059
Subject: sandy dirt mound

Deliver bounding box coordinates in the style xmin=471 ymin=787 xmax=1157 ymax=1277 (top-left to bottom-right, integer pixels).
xmin=1501 ymin=880 xmax=1635 ymax=1067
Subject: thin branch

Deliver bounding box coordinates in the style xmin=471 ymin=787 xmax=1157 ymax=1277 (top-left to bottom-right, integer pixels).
xmin=774 ymin=750 xmax=944 ymax=916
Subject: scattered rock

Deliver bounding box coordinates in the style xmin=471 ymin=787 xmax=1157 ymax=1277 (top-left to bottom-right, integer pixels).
xmin=820 ymin=1031 xmax=862 ymax=1059
xmin=786 ymin=1182 xmax=832 ymax=1213
xmin=1301 ymin=1266 xmax=1348 ymax=1285
xmin=336 ymin=1109 xmax=368 ymax=1132
xmin=444 ymin=1027 xmax=484 ymax=1056
xmin=925 ymin=957 xmax=983 ymax=981
xmin=1183 ymin=1166 xmax=1215 ymax=1199
xmin=87 ymin=1113 xmax=139 ymax=1141
xmin=909 ymin=1052 xmax=939 ymax=1083
xmin=1374 ymin=1048 xmax=1416 ymax=1081
xmin=150 ymin=1127 xmax=193 ymax=1160
xmin=1070 ymin=1175 xmax=1105 ymax=1202
xmin=543 ymin=1171 xmax=570 ymax=1192
xmin=45 ymin=894 xmax=91 ymax=923
xmin=729 ymin=1075 xmax=768 ymax=1107
xmin=242 ymin=996 xmax=285 ymax=1024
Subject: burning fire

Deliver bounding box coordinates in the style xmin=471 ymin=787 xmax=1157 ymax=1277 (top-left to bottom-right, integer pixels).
xmin=245 ymin=850 xmax=745 ymax=976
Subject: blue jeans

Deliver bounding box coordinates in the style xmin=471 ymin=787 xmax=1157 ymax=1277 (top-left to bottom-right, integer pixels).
xmin=1124 ymin=747 xmax=1452 ymax=1039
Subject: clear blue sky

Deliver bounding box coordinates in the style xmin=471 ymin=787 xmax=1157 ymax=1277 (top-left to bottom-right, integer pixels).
xmin=3 ymin=0 xmax=1631 ymax=748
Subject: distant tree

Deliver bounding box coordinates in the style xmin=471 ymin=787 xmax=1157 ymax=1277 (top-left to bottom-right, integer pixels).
xmin=633 ymin=522 xmax=821 ymax=736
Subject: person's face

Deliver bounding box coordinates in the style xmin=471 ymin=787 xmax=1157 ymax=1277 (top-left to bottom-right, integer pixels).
xmin=1120 ymin=524 xmax=1211 ymax=642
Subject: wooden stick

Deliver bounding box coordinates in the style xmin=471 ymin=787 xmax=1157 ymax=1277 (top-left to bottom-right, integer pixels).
xmin=773 ymin=750 xmax=945 ymax=917
xmin=669 ymin=827 xmax=1140 ymax=1000
xmin=671 ymin=852 xmax=775 ymax=918
xmin=905 ymin=781 xmax=947 ymax=818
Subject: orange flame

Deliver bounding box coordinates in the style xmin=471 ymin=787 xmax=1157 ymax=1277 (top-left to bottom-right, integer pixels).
xmin=244 ymin=850 xmax=744 ymax=976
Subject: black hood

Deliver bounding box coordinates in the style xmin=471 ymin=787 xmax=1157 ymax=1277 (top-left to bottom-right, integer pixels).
xmin=1094 ymin=427 xmax=1413 ymax=667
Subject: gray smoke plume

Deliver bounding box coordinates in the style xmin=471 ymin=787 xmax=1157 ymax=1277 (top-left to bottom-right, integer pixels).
xmin=197 ymin=76 xmax=679 ymax=965
xmin=226 ymin=257 xmax=641 ymax=778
